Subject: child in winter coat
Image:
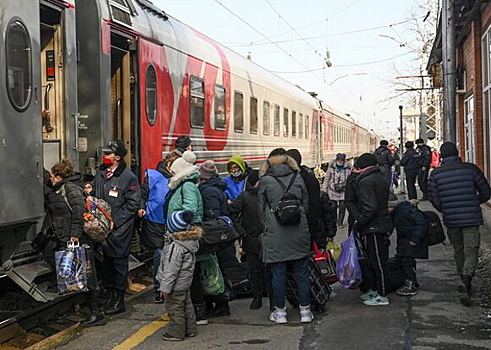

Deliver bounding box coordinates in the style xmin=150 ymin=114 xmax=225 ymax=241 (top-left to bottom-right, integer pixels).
xmin=388 ymin=194 xmax=428 ymax=296
xmin=158 ymin=210 xmax=202 ymax=341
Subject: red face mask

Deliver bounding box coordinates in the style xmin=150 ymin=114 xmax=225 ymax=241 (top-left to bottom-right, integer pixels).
xmin=102 ymin=157 xmax=113 ymax=168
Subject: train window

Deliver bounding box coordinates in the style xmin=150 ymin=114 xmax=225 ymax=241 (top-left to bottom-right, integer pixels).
xmin=214 ymin=85 xmax=226 ymax=130
xmin=283 ymin=108 xmax=289 ymax=137
xmin=145 ymin=65 xmax=157 ymax=126
xmin=274 ymin=104 xmax=280 ymax=136
xmin=292 ymin=111 xmax=296 ymax=138
xmin=250 ymin=97 xmax=258 ymax=134
xmin=6 ymin=20 xmax=32 ymax=112
xmin=305 ymin=115 xmax=309 ymax=139
xmin=263 ymin=101 xmax=270 ymax=135
xmin=234 ymin=91 xmax=244 ymax=132
xmin=299 ymin=114 xmax=303 ymax=139
xmin=190 ymin=76 xmax=205 ymax=128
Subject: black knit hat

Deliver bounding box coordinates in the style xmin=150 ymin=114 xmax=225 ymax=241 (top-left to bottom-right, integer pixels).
xmin=248 ymin=169 xmax=260 ymax=186
xmin=440 ymin=141 xmax=459 ymax=158
xmin=380 ymin=140 xmax=389 ymax=146
xmin=175 ymin=135 xmax=192 ymax=150
xmin=405 ymin=141 xmax=414 ymax=149
xmin=415 ymin=138 xmax=424 ymax=144
xmin=355 ymin=153 xmax=377 ymax=169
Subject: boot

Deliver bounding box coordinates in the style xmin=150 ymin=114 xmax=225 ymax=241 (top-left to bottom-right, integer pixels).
xmin=458 ymin=275 xmax=472 ymax=306
xmin=211 ymin=302 xmax=230 ymax=317
xmin=104 ymin=288 xmax=115 ymax=311
xmin=194 ymin=302 xmax=208 ymax=325
xmin=83 ymin=290 xmax=106 ymax=327
xmin=105 ymin=289 xmax=126 ymax=315
xmin=250 ymin=293 xmax=263 ymax=310
xmin=396 ymin=280 xmax=417 ymax=296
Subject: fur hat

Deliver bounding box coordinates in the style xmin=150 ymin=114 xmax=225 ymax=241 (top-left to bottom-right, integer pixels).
xmin=380 ymin=140 xmax=389 ymax=146
xmin=170 ymin=151 xmax=196 ymax=175
xmin=387 ymin=193 xmax=400 ymax=208
xmin=440 ymin=141 xmax=459 ymax=158
xmin=168 ymin=210 xmax=194 ymax=232
xmin=199 ymin=160 xmax=218 ymax=180
xmin=355 ymin=153 xmax=377 ymax=169
xmin=175 ymin=135 xmax=192 ymax=150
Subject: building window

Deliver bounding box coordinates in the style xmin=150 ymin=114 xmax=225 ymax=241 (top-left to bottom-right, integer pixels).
xmin=234 ymin=91 xmax=244 ymax=132
xmin=298 ymin=113 xmax=303 ymax=139
xmin=145 ymin=64 xmax=157 ymax=126
xmin=6 ymin=20 xmax=32 ymax=112
xmin=190 ymin=76 xmax=204 ymax=128
xmin=263 ymin=101 xmax=270 ymax=135
xmin=250 ymin=97 xmax=258 ymax=134
xmin=214 ymin=85 xmax=226 ymax=130
xmin=274 ymin=104 xmax=280 ymax=136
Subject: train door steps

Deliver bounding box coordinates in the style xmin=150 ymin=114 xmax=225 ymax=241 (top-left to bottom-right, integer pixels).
xmin=5 ymin=260 xmax=58 ymax=302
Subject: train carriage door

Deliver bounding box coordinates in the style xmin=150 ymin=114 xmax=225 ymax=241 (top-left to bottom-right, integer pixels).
xmin=110 ymin=33 xmax=136 ymax=173
xmin=313 ymin=110 xmax=320 ymax=165
xmin=0 ymin=0 xmax=43 ymax=240
xmin=40 ymin=2 xmax=78 ymax=171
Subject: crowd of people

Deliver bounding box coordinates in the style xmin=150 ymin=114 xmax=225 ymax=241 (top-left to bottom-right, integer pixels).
xmin=37 ymin=135 xmax=491 ymax=341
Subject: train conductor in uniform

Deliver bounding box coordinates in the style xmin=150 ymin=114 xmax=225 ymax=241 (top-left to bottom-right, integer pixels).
xmin=95 ymin=139 xmax=141 ymax=315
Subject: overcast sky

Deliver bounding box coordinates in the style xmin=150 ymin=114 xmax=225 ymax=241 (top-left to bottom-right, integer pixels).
xmin=153 ymin=0 xmax=433 ymax=138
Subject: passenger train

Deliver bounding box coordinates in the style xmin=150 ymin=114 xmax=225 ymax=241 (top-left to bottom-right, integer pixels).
xmin=0 ymin=0 xmax=379 ymax=301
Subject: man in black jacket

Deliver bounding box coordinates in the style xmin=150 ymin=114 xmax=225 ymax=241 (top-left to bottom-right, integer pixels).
xmin=415 ymin=138 xmax=431 ymax=200
xmin=95 ymin=139 xmax=141 ymax=315
xmin=400 ymin=141 xmax=419 ymax=200
xmin=373 ymin=140 xmax=394 ymax=187
xmin=429 ymin=142 xmax=491 ymax=306
xmin=352 ymin=153 xmax=393 ymax=306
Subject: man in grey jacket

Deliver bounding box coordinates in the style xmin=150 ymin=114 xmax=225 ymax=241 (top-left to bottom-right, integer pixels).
xmin=258 ymin=148 xmax=313 ymax=324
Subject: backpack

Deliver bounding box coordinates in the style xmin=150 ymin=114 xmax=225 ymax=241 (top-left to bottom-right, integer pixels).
xmin=198 ymin=216 xmax=242 ymax=255
xmin=59 ymin=184 xmax=113 ymax=243
xmin=269 ymin=173 xmax=302 ymax=225
xmin=420 ymin=210 xmax=445 ymax=246
xmin=374 ymin=148 xmax=390 ymax=166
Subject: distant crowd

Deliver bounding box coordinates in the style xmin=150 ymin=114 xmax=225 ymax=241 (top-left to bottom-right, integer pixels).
xmin=37 ymin=135 xmax=491 ymax=342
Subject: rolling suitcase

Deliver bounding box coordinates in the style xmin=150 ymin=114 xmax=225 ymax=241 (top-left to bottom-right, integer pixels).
xmin=286 ymin=256 xmax=331 ymax=312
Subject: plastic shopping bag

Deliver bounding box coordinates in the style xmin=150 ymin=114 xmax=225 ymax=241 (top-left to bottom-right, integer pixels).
xmin=55 ymin=241 xmax=89 ymax=295
xmin=335 ymin=232 xmax=362 ymax=289
xmin=312 ymin=242 xmax=337 ymax=285
xmin=199 ymin=253 xmax=225 ymax=296
xmin=326 ymin=240 xmax=342 ymax=262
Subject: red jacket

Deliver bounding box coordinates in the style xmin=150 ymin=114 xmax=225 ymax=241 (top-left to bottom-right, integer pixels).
xmin=431 ymin=151 xmax=441 ymax=168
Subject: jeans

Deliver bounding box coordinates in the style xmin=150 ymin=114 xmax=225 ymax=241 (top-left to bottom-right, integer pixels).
xmin=330 ymin=200 xmax=346 ymax=226
xmin=270 ymin=256 xmax=310 ymax=308
xmin=153 ymin=248 xmax=162 ymax=293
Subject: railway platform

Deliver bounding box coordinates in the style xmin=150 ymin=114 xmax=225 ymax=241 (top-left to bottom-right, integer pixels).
xmin=49 ymin=198 xmax=491 ymax=350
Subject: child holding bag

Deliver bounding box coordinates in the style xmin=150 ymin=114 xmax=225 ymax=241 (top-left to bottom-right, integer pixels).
xmin=158 ymin=210 xmax=202 ymax=341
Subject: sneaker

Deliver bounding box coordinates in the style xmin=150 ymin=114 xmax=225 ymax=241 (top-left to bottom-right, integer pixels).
xmin=359 ymin=290 xmax=379 ymax=301
xmin=154 ymin=293 xmax=163 ymax=304
xmin=162 ymin=333 xmax=183 ymax=341
xmin=196 ymin=319 xmax=209 ymax=325
xmin=396 ymin=280 xmax=417 ymax=296
xmin=269 ymin=307 xmax=288 ymax=324
xmin=363 ymin=296 xmax=390 ymax=306
xmin=299 ymin=305 xmax=314 ymax=323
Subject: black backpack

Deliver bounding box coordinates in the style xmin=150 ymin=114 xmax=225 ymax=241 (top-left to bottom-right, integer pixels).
xmin=269 ymin=173 xmax=302 ymax=225
xmin=420 ymin=210 xmax=445 ymax=245
xmin=374 ymin=148 xmax=390 ymax=166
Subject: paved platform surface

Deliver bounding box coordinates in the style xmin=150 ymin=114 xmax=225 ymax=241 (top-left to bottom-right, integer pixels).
xmin=53 ymin=197 xmax=491 ymax=350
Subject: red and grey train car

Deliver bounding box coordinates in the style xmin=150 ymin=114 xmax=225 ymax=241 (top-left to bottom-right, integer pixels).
xmin=0 ymin=0 xmax=378 ymax=301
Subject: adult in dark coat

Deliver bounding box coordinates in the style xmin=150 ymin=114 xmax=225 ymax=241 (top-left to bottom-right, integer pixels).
xmin=429 ymin=142 xmax=491 ymax=306
xmin=197 ymin=160 xmax=234 ymax=317
xmin=352 ymin=153 xmax=393 ymax=306
xmin=229 ymin=170 xmax=270 ymax=310
xmin=415 ymin=138 xmax=432 ymax=200
xmin=95 ymin=139 xmax=141 ymax=315
xmin=400 ymin=141 xmax=419 ymax=200
xmin=389 ymin=196 xmax=428 ymax=296
xmin=48 ymin=159 xmax=106 ymax=327
xmin=258 ymin=150 xmax=313 ymax=324
xmin=286 ymin=149 xmax=329 ymax=248
xmin=373 ymin=140 xmax=394 ymax=187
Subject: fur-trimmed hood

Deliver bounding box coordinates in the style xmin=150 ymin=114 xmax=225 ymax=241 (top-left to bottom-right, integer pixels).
xmin=165 ymin=225 xmax=202 ymax=254
xmin=168 ymin=166 xmax=199 ymax=190
xmin=259 ymin=155 xmax=299 ymax=176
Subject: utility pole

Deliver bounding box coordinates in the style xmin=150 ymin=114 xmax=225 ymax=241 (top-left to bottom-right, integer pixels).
xmin=399 ymin=105 xmax=406 ymax=194
xmin=442 ymin=0 xmax=457 ymax=142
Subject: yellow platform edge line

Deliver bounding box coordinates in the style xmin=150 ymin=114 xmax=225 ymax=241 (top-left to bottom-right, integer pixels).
xmin=112 ymin=314 xmax=170 ymax=350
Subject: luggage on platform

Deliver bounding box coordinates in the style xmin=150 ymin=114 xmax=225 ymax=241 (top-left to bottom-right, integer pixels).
xmin=286 ymin=256 xmax=331 ymax=312
xmin=223 ymin=261 xmax=251 ymax=297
